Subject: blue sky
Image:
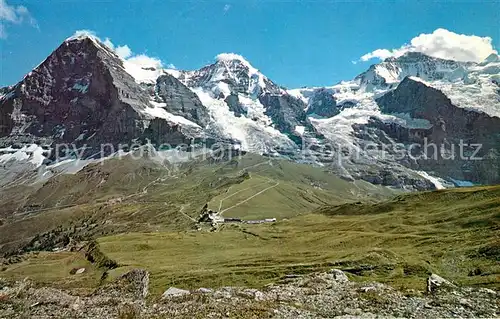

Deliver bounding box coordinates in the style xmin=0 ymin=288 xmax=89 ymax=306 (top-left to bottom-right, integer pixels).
xmin=1 ymin=0 xmax=499 ymax=88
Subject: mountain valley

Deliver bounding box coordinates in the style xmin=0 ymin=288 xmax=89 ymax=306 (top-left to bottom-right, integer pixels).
xmin=0 ymin=30 xmax=499 ymax=318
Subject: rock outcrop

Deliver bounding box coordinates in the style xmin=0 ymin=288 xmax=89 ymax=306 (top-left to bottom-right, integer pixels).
xmin=375 ymin=77 xmax=500 ymax=184
xmin=152 ymin=73 xmax=211 ymax=127
xmin=0 ymin=269 xmax=497 ymax=318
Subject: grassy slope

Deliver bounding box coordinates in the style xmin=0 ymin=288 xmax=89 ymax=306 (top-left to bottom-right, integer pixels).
xmin=2 ymin=251 xmax=102 ymax=294
xmin=207 ymin=153 xmax=395 ymax=219
xmin=0 ymin=153 xmax=394 ymax=253
xmin=92 ymin=185 xmax=500 ymax=296
xmin=2 ymin=153 xmax=497 ymax=297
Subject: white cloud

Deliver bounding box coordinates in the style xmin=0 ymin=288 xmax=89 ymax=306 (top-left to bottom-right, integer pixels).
xmin=126 ymin=54 xmax=163 ymax=69
xmin=122 ymin=55 xmax=165 ymax=83
xmin=360 ymin=49 xmax=396 ymax=62
xmin=359 ymin=28 xmax=498 ymax=63
xmin=72 ymin=30 xmax=164 ymax=67
xmin=102 ymin=37 xmax=114 ymax=49
xmin=71 ymin=30 xmax=172 ymax=83
xmin=115 ymin=45 xmax=132 ymax=59
xmin=102 ymin=37 xmax=132 ymax=59
xmin=70 ymin=29 xmax=97 ymax=40
xmin=0 ymin=0 xmax=37 ymax=38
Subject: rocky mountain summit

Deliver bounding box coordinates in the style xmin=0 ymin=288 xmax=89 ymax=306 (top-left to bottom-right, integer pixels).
xmin=169 ymin=53 xmax=315 ymax=152
xmin=291 ymin=52 xmax=500 ymax=188
xmin=1 ymin=33 xmax=499 ymax=190
xmin=0 ymin=34 xmax=210 ymax=162
xmin=0 ymin=269 xmax=497 ymax=318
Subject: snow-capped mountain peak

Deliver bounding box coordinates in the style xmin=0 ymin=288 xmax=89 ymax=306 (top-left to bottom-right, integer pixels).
xmin=2 ymin=34 xmax=499 ymax=191
xmin=65 ymin=31 xmax=97 ymax=42
xmin=64 ymin=32 xmax=119 ymax=60
xmin=355 ymin=52 xmax=473 ymax=90
xmin=171 ymin=53 xmax=284 ymax=100
xmin=215 ymin=53 xmax=258 ymax=73
xmin=481 ymin=53 xmax=499 ymax=64
xmin=159 ymin=53 xmax=312 ymax=157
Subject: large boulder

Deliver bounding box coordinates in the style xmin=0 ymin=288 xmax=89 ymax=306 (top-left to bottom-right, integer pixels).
xmin=97 ymin=268 xmax=150 ymax=299
xmin=427 ymin=274 xmax=456 ymax=293
xmin=330 ymin=269 xmax=349 ymax=283
xmin=162 ymin=287 xmax=190 ymax=299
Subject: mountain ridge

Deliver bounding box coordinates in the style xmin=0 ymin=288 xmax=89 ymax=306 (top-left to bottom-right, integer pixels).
xmin=1 ymin=34 xmax=499 ymax=190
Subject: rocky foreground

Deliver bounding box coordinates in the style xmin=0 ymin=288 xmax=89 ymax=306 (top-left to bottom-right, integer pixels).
xmin=0 ymin=269 xmax=498 ymax=318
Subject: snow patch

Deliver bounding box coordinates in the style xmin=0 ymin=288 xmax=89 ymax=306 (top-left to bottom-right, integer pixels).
xmin=72 ymin=83 xmax=89 ymax=93
xmin=75 ymin=133 xmax=86 ymax=141
xmin=143 ymin=101 xmax=200 ymax=127
xmin=213 ymin=82 xmax=231 ymax=97
xmin=0 ymin=144 xmax=48 ymax=167
xmin=295 ymin=126 xmax=305 ymax=135
xmin=416 ymin=171 xmax=446 ymax=189
xmin=287 ymin=89 xmax=311 ymax=106
xmin=123 ymin=57 xmax=165 ymax=84
xmin=237 ymin=95 xmax=272 ymax=126
xmin=193 ymin=88 xmax=294 ymax=153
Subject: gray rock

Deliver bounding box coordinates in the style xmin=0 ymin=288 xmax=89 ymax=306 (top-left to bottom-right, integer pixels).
xmin=162 ymin=287 xmax=190 ymax=299
xmin=213 ymin=287 xmax=234 ymax=299
xmin=237 ymin=288 xmax=266 ymax=301
xmin=154 ymin=74 xmax=211 ymax=127
xmin=75 ymin=268 xmax=86 ymax=274
xmin=359 ymin=286 xmax=377 ymax=293
xmin=305 ymin=88 xmax=342 ymax=118
xmin=196 ymin=287 xmax=213 ymax=294
xmin=1 ymin=269 xmax=499 ymax=318
xmin=119 ymin=269 xmax=150 ymax=299
xmin=427 ymin=274 xmax=455 ymax=293
xmin=330 ymin=269 xmax=349 ymax=283
xmin=479 ymin=288 xmax=496 ymax=295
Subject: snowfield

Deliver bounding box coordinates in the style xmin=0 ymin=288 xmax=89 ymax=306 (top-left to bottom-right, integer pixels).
xmin=193 ymin=88 xmax=295 ymax=153
xmin=144 ymin=101 xmax=201 ymax=128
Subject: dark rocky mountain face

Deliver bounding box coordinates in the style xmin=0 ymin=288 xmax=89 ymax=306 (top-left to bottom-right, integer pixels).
xmin=374 ymin=77 xmax=500 ymax=184
xmin=305 ymin=88 xmax=342 ymax=118
xmin=0 ymin=36 xmax=208 ymax=159
xmin=2 ymin=38 xmax=144 ymax=143
xmin=223 ymin=94 xmax=247 ymax=117
xmin=259 ymin=93 xmax=310 ymax=134
xmin=152 ymin=74 xmax=211 ymax=127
